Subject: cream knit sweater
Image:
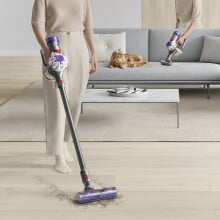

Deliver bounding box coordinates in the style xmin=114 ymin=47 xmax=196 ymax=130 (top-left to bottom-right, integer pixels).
xmin=175 ymin=0 xmax=203 ymax=28
xmin=31 ymin=0 xmax=93 ymax=33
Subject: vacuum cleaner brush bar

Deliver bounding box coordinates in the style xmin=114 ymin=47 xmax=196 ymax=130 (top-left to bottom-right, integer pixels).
xmin=74 ymin=187 xmax=117 ymax=204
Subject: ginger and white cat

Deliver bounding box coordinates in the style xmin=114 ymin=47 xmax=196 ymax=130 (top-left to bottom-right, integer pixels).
xmin=109 ymin=49 xmax=147 ymax=69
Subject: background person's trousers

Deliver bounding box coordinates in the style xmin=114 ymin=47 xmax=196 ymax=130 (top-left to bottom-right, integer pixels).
xmin=42 ymin=31 xmax=89 ymax=155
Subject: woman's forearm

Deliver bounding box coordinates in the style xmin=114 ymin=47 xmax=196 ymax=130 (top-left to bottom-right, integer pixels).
xmin=182 ymin=22 xmax=196 ymax=39
xmin=32 ymin=27 xmax=48 ymax=51
xmin=84 ymin=32 xmax=96 ymax=56
xmin=32 ymin=27 xmax=50 ymax=62
xmin=84 ymin=32 xmax=98 ymax=73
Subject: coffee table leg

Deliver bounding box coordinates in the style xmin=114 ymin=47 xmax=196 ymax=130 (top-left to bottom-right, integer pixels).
xmin=176 ymin=103 xmax=179 ymax=128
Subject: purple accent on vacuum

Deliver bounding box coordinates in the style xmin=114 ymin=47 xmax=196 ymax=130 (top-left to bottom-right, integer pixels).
xmin=173 ymin=31 xmax=181 ymax=36
xmin=166 ymin=41 xmax=172 ymax=47
xmin=46 ymin=36 xmax=59 ymax=44
xmin=46 ymin=36 xmax=60 ymax=52
xmin=56 ymin=55 xmax=65 ymax=62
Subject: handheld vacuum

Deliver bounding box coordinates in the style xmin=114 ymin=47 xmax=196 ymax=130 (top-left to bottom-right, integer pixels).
xmin=40 ymin=36 xmax=117 ymax=204
xmin=161 ymin=31 xmax=186 ymax=66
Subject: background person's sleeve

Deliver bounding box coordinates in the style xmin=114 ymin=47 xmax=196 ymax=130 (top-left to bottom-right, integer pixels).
xmin=191 ymin=0 xmax=202 ymax=24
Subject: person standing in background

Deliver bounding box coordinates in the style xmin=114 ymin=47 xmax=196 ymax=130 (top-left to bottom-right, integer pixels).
xmin=31 ymin=0 xmax=97 ymax=174
xmin=175 ymin=0 xmax=203 ymax=44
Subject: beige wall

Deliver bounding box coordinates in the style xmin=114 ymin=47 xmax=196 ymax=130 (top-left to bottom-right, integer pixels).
xmin=142 ymin=0 xmax=220 ymax=28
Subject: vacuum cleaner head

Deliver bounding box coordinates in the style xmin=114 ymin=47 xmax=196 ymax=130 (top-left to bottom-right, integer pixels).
xmin=74 ymin=187 xmax=118 ymax=204
xmin=160 ymin=60 xmax=172 ymax=66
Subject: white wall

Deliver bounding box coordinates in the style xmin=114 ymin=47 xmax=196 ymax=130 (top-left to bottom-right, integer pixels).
xmin=0 ymin=0 xmax=38 ymax=56
xmin=0 ymin=0 xmax=142 ymax=56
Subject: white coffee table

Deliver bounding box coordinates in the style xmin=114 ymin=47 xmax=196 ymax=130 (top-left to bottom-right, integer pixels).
xmin=81 ymin=89 xmax=180 ymax=128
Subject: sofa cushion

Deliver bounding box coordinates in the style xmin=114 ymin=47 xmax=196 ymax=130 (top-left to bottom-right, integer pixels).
xmin=149 ymin=29 xmax=220 ymax=62
xmin=89 ymin=62 xmax=220 ymax=82
xmin=200 ymin=36 xmax=220 ymax=64
xmin=94 ymin=32 xmax=126 ymax=62
xmin=94 ymin=28 xmax=149 ymax=61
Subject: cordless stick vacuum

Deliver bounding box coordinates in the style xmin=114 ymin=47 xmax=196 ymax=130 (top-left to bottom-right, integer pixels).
xmin=41 ymin=36 xmax=117 ymax=204
xmin=161 ymin=31 xmax=186 ymax=66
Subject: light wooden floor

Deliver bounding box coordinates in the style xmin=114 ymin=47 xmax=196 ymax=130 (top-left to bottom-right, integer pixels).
xmin=0 ymin=57 xmax=41 ymax=106
xmin=1 ymin=142 xmax=220 ymax=220
xmin=1 ymin=57 xmax=220 ymax=219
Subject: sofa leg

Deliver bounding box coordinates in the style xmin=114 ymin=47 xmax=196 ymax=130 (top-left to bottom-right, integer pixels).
xmin=92 ymin=84 xmax=95 ymax=89
xmin=207 ymin=84 xmax=210 ymax=99
xmin=81 ymin=103 xmax=84 ymax=114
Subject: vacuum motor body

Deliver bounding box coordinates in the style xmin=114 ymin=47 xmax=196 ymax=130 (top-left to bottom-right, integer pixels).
xmin=46 ymin=36 xmax=68 ymax=82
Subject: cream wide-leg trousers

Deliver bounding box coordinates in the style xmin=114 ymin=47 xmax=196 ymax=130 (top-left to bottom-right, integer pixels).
xmin=42 ymin=31 xmax=89 ymax=155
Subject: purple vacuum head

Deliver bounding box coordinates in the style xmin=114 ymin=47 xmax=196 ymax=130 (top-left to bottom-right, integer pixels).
xmin=74 ymin=187 xmax=118 ymax=204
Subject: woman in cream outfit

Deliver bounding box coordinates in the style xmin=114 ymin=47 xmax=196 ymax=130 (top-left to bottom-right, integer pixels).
xmin=31 ymin=0 xmax=97 ymax=174
xmin=175 ymin=0 xmax=203 ymax=44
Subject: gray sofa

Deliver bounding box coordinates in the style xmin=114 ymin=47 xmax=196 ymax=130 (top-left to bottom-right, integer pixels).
xmin=89 ymin=28 xmax=220 ymax=93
